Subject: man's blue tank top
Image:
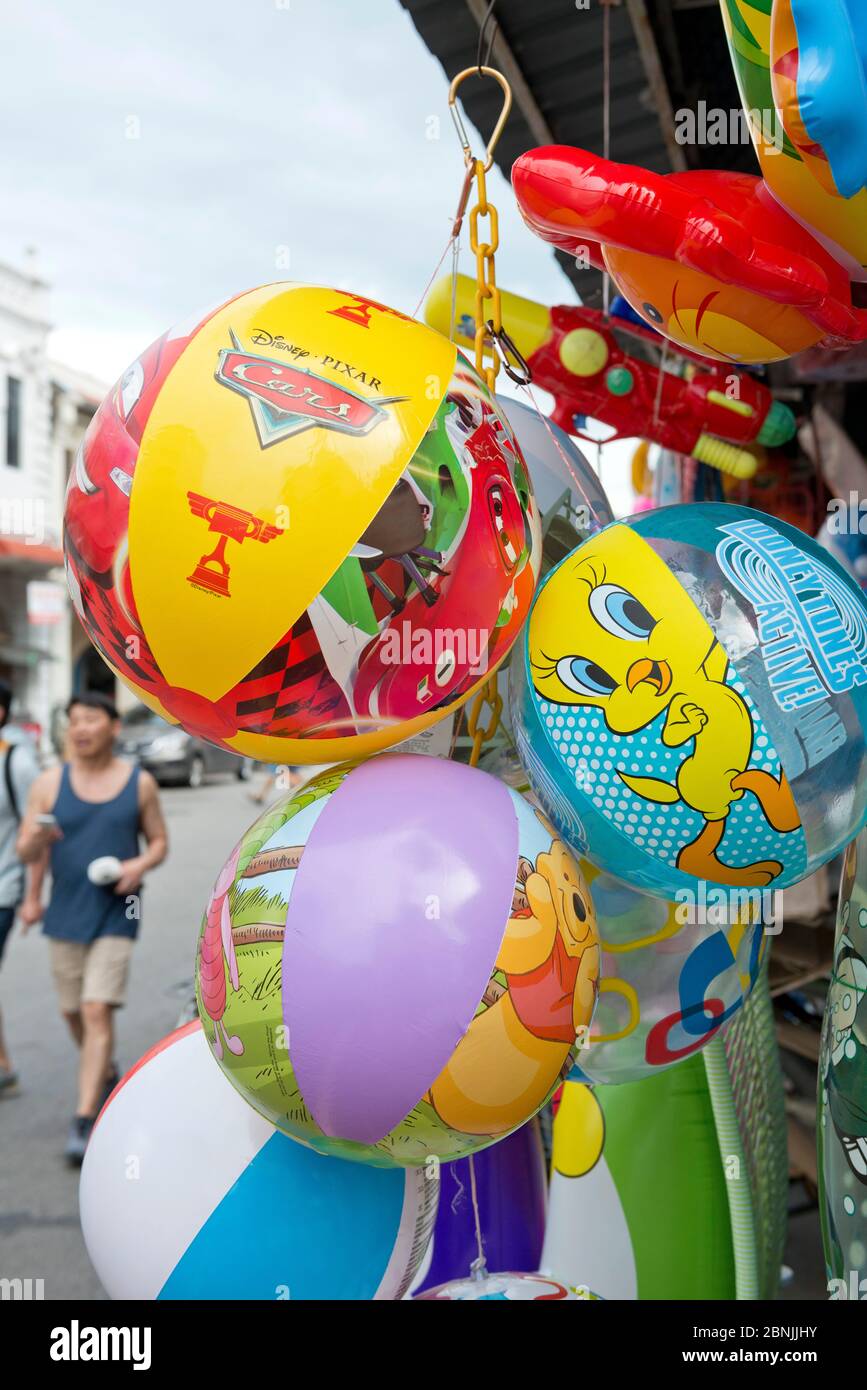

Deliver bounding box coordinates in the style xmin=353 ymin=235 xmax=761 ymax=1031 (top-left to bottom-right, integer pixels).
xmin=43 ymin=763 xmax=142 ymax=943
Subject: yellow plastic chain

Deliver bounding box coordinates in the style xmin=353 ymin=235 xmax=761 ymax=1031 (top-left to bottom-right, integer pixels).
xmin=468 ymin=160 xmax=501 ymax=394
xmin=466 ymin=676 xmax=503 ymax=768
xmin=448 ymin=66 xmax=512 ymax=394
xmin=446 ymin=67 xmax=513 ymax=763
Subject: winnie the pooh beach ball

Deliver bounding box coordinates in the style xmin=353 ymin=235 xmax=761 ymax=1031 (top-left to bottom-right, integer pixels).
xmin=511 ymin=503 xmax=867 ymax=900
xmin=63 ymin=284 xmax=541 ymax=763
xmin=195 ymin=753 xmax=599 ymax=1167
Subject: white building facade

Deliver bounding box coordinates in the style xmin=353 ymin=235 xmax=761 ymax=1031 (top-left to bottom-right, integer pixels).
xmin=0 ymin=259 xmax=105 ymax=749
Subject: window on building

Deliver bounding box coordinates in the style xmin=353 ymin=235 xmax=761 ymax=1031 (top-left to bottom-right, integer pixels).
xmin=6 ymin=376 xmax=22 ymax=469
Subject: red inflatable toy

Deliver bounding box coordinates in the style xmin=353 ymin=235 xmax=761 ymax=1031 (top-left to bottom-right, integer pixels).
xmin=512 ymin=148 xmax=867 ymax=365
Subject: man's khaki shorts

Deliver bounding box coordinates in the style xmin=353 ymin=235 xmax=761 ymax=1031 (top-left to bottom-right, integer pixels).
xmin=48 ymin=936 xmax=135 ymax=1012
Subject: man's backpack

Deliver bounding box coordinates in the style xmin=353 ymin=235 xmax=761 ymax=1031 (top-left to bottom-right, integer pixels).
xmin=2 ymin=743 xmax=20 ymax=821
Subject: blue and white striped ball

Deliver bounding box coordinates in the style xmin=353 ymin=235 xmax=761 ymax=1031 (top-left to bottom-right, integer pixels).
xmin=80 ymin=1022 xmax=438 ymax=1300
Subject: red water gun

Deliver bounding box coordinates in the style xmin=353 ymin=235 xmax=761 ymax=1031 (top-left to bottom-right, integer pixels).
xmin=425 ymin=275 xmax=796 ymax=479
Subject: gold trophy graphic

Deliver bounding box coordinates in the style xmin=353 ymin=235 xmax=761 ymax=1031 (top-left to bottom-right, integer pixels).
xmin=187 ymin=492 xmax=282 ymax=598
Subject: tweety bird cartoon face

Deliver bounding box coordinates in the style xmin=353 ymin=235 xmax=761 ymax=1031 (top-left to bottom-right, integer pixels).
xmin=511 ymin=149 xmax=862 ymax=368
xmin=529 ymin=525 xmax=715 ymax=735
xmin=604 ymin=250 xmax=822 ymax=365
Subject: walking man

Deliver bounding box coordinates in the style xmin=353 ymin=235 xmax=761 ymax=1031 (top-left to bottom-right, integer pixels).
xmin=17 ymin=692 xmax=168 ymax=1163
xmin=0 ymin=679 xmax=40 ymax=1093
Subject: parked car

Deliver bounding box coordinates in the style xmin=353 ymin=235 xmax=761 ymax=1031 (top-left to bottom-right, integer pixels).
xmin=117 ymin=708 xmax=252 ymax=788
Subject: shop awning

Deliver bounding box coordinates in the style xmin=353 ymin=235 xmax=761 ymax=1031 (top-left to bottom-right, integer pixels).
xmin=0 ymin=536 xmax=64 ymax=569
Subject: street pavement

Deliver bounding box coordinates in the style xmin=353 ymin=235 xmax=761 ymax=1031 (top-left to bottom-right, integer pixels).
xmin=0 ymin=775 xmax=258 ymax=1300
xmin=0 ymin=771 xmax=827 ymax=1302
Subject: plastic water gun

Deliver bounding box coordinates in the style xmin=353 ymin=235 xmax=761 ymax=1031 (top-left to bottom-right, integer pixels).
xmin=425 ymin=275 xmax=796 ymax=480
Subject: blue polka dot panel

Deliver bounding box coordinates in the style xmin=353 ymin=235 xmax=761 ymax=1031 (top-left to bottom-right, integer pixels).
xmin=511 ymin=503 xmax=867 ymax=900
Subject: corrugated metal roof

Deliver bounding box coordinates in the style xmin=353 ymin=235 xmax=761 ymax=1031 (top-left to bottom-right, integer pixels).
xmin=399 ymin=0 xmax=752 ymax=296
xmin=402 ymin=1 xmax=665 ymax=167
xmin=401 ymin=1 xmax=749 ymax=169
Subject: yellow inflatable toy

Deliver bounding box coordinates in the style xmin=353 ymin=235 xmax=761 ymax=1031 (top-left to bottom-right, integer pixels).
xmin=64 ymin=284 xmax=541 ymax=763
xmin=721 ymin=0 xmax=867 ymax=276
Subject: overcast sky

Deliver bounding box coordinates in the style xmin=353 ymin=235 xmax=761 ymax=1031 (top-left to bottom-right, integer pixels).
xmin=2 ymin=0 xmax=571 ymax=383
xmin=1 ymin=0 xmax=633 ymax=509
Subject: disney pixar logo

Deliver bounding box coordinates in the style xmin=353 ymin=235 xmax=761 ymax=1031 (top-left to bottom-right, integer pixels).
xmin=215 ymin=330 xmax=406 ymax=448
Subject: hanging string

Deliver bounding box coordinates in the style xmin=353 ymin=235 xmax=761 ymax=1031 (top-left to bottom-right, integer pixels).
xmin=412 ymin=229 xmax=459 ymax=320
xmin=601 ymin=0 xmax=613 ymax=320
xmin=476 ymin=0 xmax=499 ymax=72
xmin=467 ymin=1153 xmax=488 ymax=1278
xmin=652 ymin=338 xmax=670 ymax=427
xmin=449 ymin=236 xmax=460 ymax=340
xmin=682 ymin=454 xmax=697 ymax=503
xmin=448 ymin=1162 xmax=466 ymax=1215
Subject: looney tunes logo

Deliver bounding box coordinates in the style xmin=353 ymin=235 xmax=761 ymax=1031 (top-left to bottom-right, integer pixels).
xmin=716 ymin=519 xmax=867 ymax=711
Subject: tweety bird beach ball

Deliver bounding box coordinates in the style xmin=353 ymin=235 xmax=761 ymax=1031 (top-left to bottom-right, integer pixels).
xmin=511 ymin=503 xmax=867 ymax=900
xmin=63 ymin=284 xmax=541 ymax=763
xmin=195 ymin=754 xmax=599 ymax=1167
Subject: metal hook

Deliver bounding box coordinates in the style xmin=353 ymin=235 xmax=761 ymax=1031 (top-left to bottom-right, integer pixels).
xmin=487 ymin=321 xmax=532 ymax=385
xmin=448 ymin=66 xmax=512 ymax=172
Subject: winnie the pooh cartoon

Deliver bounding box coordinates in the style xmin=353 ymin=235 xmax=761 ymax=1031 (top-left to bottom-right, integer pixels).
xmin=428 ymin=818 xmax=599 ymax=1136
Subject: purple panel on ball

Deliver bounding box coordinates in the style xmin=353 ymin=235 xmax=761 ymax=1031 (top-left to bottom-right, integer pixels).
xmin=281 ymin=754 xmax=519 ymax=1145
xmin=415 ymin=1118 xmax=548 ymax=1293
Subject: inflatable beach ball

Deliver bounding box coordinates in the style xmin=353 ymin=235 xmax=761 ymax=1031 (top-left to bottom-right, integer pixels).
xmin=721 ymin=0 xmax=867 ymax=276
xmin=195 ymin=753 xmax=600 ymax=1167
xmin=542 ymin=1069 xmax=738 ymax=1300
xmin=80 ymin=1023 xmax=438 ymax=1300
xmin=415 ymin=1272 xmax=599 ymax=1300
xmin=511 ymin=502 xmax=867 ymax=900
xmin=64 ymin=283 xmax=541 ymax=764
xmin=412 ymin=1119 xmax=548 ymax=1295
xmin=570 ymin=863 xmax=766 ymax=1083
xmin=495 ymin=397 xmax=614 ymax=569
xmin=819 ymin=828 xmax=867 ymax=1293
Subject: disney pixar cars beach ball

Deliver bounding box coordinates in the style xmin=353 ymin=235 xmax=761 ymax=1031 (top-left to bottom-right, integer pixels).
xmin=64 ymin=284 xmax=541 ymax=764
xmin=80 ymin=1022 xmax=438 ymax=1299
xmin=195 ymin=753 xmax=599 ymax=1167
xmin=511 ymin=502 xmax=867 ymax=900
